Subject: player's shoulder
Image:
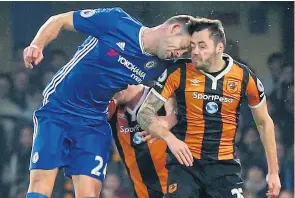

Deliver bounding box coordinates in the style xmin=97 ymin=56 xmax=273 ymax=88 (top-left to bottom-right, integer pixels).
xmin=166 ymin=58 xmax=192 ymax=72
xmin=108 ymin=7 xmax=128 ymax=16
xmin=95 ymin=7 xmax=125 ymax=14
xmin=232 ymin=58 xmax=263 ymax=89
xmin=109 ymin=7 xmax=143 ymax=25
xmin=233 ymin=59 xmax=259 ymax=78
xmin=89 ymin=7 xmax=131 ymax=19
xmin=174 ymin=58 xmax=192 ymax=65
xmin=154 ymin=58 xmax=190 ymax=84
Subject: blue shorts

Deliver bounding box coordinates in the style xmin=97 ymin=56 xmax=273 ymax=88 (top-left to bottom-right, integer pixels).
xmin=30 ymin=105 xmax=112 ymax=182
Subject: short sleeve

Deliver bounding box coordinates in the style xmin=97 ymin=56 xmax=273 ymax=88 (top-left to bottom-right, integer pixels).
xmin=151 ymin=66 xmax=181 ymax=102
xmin=107 ymin=100 xmax=117 ymax=120
xmin=73 ymin=7 xmax=125 ymax=38
xmin=246 ymin=72 xmax=266 ymax=108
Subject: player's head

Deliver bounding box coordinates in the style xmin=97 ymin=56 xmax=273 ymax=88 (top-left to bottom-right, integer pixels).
xmin=188 ymin=17 xmax=226 ymax=70
xmin=113 ymin=84 xmax=145 ymax=105
xmin=156 ymin=15 xmax=194 ymax=59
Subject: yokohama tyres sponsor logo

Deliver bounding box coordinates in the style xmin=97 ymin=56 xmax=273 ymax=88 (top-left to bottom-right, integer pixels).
xmin=118 ymin=55 xmax=146 ymax=83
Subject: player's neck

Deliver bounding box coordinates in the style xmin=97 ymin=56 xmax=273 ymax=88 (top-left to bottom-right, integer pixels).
xmin=141 ymin=26 xmax=162 ymax=55
xmin=126 ymin=87 xmax=145 ymax=110
xmin=204 ymin=54 xmax=225 ymax=73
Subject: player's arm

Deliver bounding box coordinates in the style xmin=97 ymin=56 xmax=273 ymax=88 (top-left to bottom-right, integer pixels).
xmin=138 ymin=95 xmax=177 ymax=144
xmin=155 ymin=95 xmax=178 ymax=129
xmin=137 ymin=90 xmax=174 ymax=141
xmin=107 ymin=100 xmax=117 ymax=121
xmin=251 ymin=102 xmax=278 ymax=173
xmin=23 ymin=12 xmax=74 ymax=68
xmin=31 ymin=12 xmax=74 ymax=51
xmin=246 ymin=72 xmax=281 ymax=197
xmin=138 ymin=68 xmax=178 ymax=142
xmin=138 ymin=68 xmax=193 ymax=166
xmin=251 ymin=101 xmax=281 ymax=198
xmin=24 ymin=8 xmax=124 ymax=68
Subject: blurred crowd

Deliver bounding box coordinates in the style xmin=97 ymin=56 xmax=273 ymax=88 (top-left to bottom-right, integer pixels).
xmin=0 ymin=45 xmax=293 ymax=198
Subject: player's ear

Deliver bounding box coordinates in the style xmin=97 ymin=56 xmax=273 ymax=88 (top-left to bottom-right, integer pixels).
xmin=170 ymin=24 xmax=181 ymax=34
xmin=217 ymin=42 xmax=224 ymax=53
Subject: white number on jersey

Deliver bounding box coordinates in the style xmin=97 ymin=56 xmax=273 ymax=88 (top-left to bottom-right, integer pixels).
xmin=91 ymin=156 xmax=107 ymax=177
xmin=231 ymin=188 xmax=244 ymax=198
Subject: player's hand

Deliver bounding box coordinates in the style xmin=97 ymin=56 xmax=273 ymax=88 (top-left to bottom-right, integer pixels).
xmin=166 ymin=135 xmax=193 ymax=167
xmin=137 ymin=131 xmax=158 ymax=144
xmin=266 ymin=173 xmax=281 ymax=198
xmin=23 ymin=45 xmax=44 ymax=69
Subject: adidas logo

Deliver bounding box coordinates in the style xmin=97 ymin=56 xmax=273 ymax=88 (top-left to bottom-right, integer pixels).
xmin=116 ymin=42 xmax=125 ymax=51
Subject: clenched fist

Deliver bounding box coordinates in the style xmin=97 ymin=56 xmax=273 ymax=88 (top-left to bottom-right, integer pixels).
xmin=23 ymin=45 xmax=44 ymax=69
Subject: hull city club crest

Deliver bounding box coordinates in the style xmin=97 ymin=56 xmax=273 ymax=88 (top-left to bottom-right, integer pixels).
xmin=226 ymin=79 xmax=240 ymax=94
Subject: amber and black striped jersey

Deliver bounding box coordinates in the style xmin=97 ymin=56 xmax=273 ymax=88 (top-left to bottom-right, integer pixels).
xmin=108 ymin=87 xmax=168 ymax=198
xmin=152 ymin=54 xmax=265 ymax=160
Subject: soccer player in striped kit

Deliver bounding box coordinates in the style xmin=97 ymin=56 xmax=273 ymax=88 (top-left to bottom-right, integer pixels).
xmin=108 ymin=84 xmax=177 ymax=198
xmin=138 ymin=18 xmax=281 ymax=198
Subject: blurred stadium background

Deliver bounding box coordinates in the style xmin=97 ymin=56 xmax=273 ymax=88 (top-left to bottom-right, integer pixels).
xmin=0 ymin=1 xmax=293 ymax=198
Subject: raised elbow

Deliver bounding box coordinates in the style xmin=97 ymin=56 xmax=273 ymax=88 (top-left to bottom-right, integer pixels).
xmin=48 ymin=14 xmax=61 ymax=24
xmin=50 ymin=12 xmax=73 ymax=30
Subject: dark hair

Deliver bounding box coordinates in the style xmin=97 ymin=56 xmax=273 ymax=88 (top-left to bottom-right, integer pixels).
xmin=188 ymin=17 xmax=226 ymax=47
xmin=165 ymin=15 xmax=195 ymax=34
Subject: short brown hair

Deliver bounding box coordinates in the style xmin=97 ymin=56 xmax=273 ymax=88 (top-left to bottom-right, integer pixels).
xmin=188 ymin=17 xmax=226 ymax=47
xmin=165 ymin=15 xmax=195 ymax=34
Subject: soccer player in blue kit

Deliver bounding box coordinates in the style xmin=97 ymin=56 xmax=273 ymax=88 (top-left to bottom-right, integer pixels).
xmin=23 ymin=7 xmax=194 ymax=198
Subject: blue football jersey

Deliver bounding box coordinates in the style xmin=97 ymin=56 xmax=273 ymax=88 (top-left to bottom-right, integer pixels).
xmin=41 ymin=7 xmax=170 ymax=120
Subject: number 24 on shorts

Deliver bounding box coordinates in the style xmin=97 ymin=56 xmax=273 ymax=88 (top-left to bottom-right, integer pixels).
xmin=91 ymin=156 xmax=107 ymax=178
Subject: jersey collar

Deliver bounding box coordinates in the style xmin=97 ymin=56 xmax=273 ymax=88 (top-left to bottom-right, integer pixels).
xmin=199 ymin=53 xmax=234 ymax=90
xmin=139 ymin=26 xmax=153 ymax=56
xmin=126 ymin=86 xmax=149 ymax=121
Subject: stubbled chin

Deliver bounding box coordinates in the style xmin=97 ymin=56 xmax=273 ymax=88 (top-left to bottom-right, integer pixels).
xmin=193 ymin=64 xmax=204 ymax=70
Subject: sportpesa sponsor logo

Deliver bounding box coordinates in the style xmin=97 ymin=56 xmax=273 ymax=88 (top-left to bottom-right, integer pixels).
xmin=120 ymin=124 xmax=141 ymax=134
xmin=118 ymin=55 xmax=146 ymax=83
xmin=193 ymin=92 xmax=233 ymax=103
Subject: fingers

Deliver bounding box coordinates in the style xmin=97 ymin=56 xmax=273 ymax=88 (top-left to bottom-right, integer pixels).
xmin=174 ymin=153 xmax=184 ymax=165
xmin=168 ymin=138 xmax=194 ymax=167
xmin=149 ymin=137 xmax=157 ymax=144
xmin=186 ymin=145 xmax=194 ymax=165
xmin=266 ymin=182 xmax=281 ymax=198
xmin=139 ymin=131 xmax=159 ymax=143
xmin=175 ymin=144 xmax=193 ymax=167
xmin=137 ymin=131 xmax=148 ymax=136
xmin=34 ymin=53 xmax=44 ymax=65
xmin=267 ymin=184 xmax=274 ymax=198
xmin=25 ymin=47 xmax=34 ymax=65
xmin=23 ymin=46 xmax=43 ymax=69
xmin=142 ymin=134 xmax=152 ymax=142
xmin=274 ymin=183 xmax=281 ymax=197
xmin=23 ymin=48 xmax=32 ymax=68
xmin=181 ymin=145 xmax=193 ymax=166
xmin=177 ymin=150 xmax=190 ymax=166
xmin=269 ymin=184 xmax=280 ymax=198
xmin=268 ymin=181 xmax=274 ymax=194
xmin=32 ymin=48 xmax=39 ymax=59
